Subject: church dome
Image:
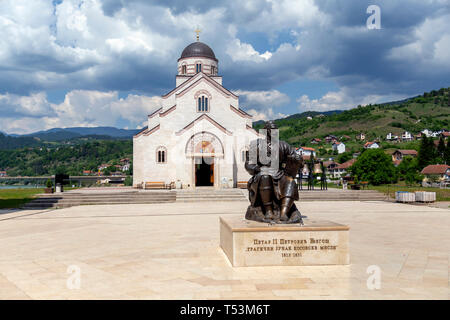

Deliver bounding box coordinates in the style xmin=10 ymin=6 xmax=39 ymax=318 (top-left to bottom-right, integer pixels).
xmin=179 ymin=42 xmax=217 ymax=61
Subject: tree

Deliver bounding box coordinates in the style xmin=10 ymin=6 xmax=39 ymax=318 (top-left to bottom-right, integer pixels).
xmin=445 ymin=139 xmax=450 ymax=165
xmin=417 ymin=135 xmax=437 ymax=169
xmin=437 ymin=135 xmax=446 ymax=162
xmin=397 ymin=156 xmax=421 ymax=185
xmin=124 ymin=176 xmax=133 ymax=186
xmin=337 ymin=152 xmax=352 ymax=164
xmin=350 ymin=149 xmax=397 ymax=185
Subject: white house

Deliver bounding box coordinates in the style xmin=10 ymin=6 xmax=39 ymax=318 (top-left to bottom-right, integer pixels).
xmin=386 ymin=132 xmax=398 ymax=141
xmin=401 ymin=131 xmax=413 ymax=141
xmin=332 ymin=142 xmax=346 ymax=154
xmin=421 ymin=129 xmax=432 ymax=137
xmin=133 ymin=39 xmax=259 ymax=189
xmin=329 ymin=159 xmax=356 ymax=178
xmin=300 ymin=147 xmax=316 ymax=157
xmin=431 ymin=131 xmax=441 ymax=138
xmin=364 ymin=141 xmax=380 ymax=149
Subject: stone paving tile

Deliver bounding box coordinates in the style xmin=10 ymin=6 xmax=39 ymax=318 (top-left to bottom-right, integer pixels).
xmin=0 ymin=200 xmax=448 ymax=299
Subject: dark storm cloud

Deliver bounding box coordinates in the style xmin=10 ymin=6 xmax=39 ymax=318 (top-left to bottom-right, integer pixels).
xmin=1 ymin=0 xmax=449 ymax=101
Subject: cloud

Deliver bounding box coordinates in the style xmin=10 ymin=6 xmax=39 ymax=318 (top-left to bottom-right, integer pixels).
xmin=297 ymin=88 xmax=407 ymax=112
xmin=226 ymin=38 xmax=272 ymax=63
xmin=234 ymin=89 xmax=290 ymax=120
xmin=388 ymin=14 xmax=450 ymax=69
xmin=245 ymin=108 xmax=288 ymax=121
xmin=0 ymin=0 xmax=450 ymax=127
xmin=0 ymin=92 xmax=53 ymax=118
xmin=1 ymin=90 xmax=162 ymax=134
xmin=235 ymin=89 xmax=290 ymax=108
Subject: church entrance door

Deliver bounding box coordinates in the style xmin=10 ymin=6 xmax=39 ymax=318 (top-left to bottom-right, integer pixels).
xmin=195 ymin=157 xmax=214 ymax=186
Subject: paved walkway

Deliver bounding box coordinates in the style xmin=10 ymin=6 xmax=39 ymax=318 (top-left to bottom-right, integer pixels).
xmin=0 ymin=201 xmax=448 ymax=299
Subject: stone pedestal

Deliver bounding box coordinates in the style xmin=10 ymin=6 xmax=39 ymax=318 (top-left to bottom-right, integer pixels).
xmin=220 ymin=216 xmax=349 ymax=267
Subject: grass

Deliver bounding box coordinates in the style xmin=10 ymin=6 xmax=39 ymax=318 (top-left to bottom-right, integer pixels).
xmin=369 ymin=185 xmax=450 ymax=201
xmin=0 ymin=188 xmax=45 ymax=209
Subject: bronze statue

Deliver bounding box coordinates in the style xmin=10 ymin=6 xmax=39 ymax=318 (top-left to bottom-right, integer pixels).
xmin=245 ymin=121 xmax=304 ymax=224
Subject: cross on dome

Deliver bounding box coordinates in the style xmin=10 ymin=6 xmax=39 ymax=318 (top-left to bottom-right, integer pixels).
xmin=194 ymin=27 xmax=201 ymax=41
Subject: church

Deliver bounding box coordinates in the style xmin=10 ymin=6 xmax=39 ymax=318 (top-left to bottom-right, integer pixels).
xmin=133 ymin=37 xmax=259 ymax=189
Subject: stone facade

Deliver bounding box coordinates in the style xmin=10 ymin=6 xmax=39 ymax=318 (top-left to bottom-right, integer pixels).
xmin=133 ymin=41 xmax=259 ymax=189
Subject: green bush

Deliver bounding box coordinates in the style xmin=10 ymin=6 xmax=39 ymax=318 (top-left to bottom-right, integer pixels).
xmin=124 ymin=176 xmax=133 ymax=186
xmin=350 ymin=149 xmax=398 ymax=185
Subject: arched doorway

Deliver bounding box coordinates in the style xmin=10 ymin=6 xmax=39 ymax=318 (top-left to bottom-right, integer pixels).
xmin=185 ymin=132 xmax=224 ymax=188
xmin=194 ymin=141 xmax=214 ymax=186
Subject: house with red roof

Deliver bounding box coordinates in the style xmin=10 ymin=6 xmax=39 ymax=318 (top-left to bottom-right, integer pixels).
xmin=300 ymin=147 xmax=316 ymax=157
xmin=332 ymin=142 xmax=346 ymax=154
xmin=329 ymin=158 xmax=356 ymax=178
xmin=421 ymin=165 xmax=450 ymax=183
xmin=391 ymin=149 xmax=418 ymax=165
xmin=364 ymin=141 xmax=380 ymax=149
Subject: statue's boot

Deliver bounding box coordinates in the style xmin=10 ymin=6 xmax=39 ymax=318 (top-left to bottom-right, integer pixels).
xmin=259 ymin=175 xmax=274 ymax=220
xmin=263 ymin=203 xmax=274 ymax=220
xmin=280 ymin=197 xmax=294 ymax=222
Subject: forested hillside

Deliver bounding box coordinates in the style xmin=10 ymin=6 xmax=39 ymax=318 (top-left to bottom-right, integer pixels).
xmin=255 ymin=87 xmax=450 ymax=147
xmin=0 ymin=140 xmax=132 ymax=176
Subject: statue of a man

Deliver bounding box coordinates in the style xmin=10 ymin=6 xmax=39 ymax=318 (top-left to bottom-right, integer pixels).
xmin=245 ymin=121 xmax=304 ymax=224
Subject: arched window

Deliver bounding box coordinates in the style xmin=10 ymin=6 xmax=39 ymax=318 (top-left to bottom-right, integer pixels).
xmin=211 ymin=65 xmax=216 ymax=75
xmin=181 ymin=64 xmax=187 ymax=74
xmin=195 ymin=90 xmax=211 ymax=113
xmin=197 ymin=96 xmax=209 ymax=112
xmin=156 ymin=146 xmax=167 ymax=164
xmin=196 ymin=63 xmax=202 ymax=73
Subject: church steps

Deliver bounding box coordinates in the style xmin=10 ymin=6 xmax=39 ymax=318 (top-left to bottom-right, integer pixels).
xmin=21 ymin=188 xmax=387 ymax=209
xmin=31 ymin=195 xmax=176 ymax=200
xmin=22 ymin=200 xmax=176 ymax=209
xmin=23 ymin=191 xmax=176 ymax=209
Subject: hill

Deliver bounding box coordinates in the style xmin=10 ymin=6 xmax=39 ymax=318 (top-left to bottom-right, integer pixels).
xmin=0 ymin=133 xmax=41 ymax=150
xmin=23 ymin=126 xmax=140 ymax=141
xmin=0 ymin=140 xmax=132 ymax=177
xmin=254 ymin=87 xmax=450 ymax=150
xmin=253 ymin=110 xmax=343 ymax=126
xmin=1 ymin=126 xmax=141 ymax=149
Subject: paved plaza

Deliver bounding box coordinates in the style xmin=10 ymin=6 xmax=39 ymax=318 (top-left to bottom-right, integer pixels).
xmin=0 ymin=200 xmax=448 ymax=299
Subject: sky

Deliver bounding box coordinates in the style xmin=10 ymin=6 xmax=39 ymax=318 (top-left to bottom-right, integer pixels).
xmin=0 ymin=0 xmax=449 ymax=134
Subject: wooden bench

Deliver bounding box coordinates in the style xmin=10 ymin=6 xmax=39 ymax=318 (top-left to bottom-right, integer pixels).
xmin=145 ymin=182 xmax=167 ymax=190
xmin=237 ymin=181 xmax=247 ymax=189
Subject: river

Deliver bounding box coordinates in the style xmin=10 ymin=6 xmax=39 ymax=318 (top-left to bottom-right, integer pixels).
xmin=0 ymin=185 xmax=44 ymax=189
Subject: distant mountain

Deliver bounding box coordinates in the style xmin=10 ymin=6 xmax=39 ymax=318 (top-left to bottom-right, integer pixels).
xmin=21 ymin=126 xmax=140 ymax=142
xmin=0 ymin=133 xmax=40 ymax=149
xmin=253 ymin=110 xmax=343 ymax=126
xmin=59 ymin=126 xmax=140 ymax=138
xmin=0 ymin=126 xmax=141 ymax=149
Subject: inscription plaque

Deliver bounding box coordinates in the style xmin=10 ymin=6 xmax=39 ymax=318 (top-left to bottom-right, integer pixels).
xmin=220 ymin=216 xmax=350 ymax=267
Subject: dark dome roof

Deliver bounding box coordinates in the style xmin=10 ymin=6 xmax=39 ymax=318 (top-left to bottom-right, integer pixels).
xmin=179 ymin=42 xmax=217 ymax=61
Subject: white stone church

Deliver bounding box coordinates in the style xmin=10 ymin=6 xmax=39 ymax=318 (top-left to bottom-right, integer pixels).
xmin=133 ymin=39 xmax=259 ymax=189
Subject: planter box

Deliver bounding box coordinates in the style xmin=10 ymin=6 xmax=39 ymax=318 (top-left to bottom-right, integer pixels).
xmin=395 ymin=191 xmax=415 ymax=203
xmin=415 ymin=191 xmax=436 ymax=203
xmin=44 ymin=188 xmax=54 ymax=194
